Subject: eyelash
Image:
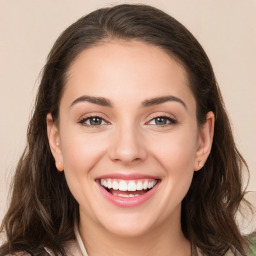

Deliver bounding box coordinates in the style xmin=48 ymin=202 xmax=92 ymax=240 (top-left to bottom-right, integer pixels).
xmin=78 ymin=115 xmax=177 ymax=128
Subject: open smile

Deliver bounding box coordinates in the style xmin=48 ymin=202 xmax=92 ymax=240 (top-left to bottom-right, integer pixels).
xmin=96 ymin=175 xmax=161 ymax=207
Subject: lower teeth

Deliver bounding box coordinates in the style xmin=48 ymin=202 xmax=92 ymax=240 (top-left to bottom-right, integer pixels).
xmin=112 ymin=193 xmax=140 ymax=197
xmin=103 ymin=186 xmax=152 ymax=198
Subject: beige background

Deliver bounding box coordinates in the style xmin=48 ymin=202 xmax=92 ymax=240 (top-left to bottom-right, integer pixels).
xmin=0 ymin=0 xmax=255 ymax=222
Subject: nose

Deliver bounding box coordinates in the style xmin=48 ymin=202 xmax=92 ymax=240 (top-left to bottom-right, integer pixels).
xmin=108 ymin=124 xmax=147 ymax=164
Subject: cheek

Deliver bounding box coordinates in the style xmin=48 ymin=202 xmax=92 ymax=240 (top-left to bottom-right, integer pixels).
xmin=152 ymin=129 xmax=197 ymax=170
xmin=58 ymin=127 xmax=109 ymax=214
xmin=149 ymin=129 xmax=198 ymax=216
xmin=59 ymin=126 xmax=108 ymax=179
xmin=150 ymin=127 xmax=198 ymax=190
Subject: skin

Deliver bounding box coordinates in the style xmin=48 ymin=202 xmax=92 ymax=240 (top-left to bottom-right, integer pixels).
xmin=47 ymin=40 xmax=214 ymax=256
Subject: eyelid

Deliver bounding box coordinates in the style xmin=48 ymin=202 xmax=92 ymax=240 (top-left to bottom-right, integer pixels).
xmin=78 ymin=112 xmax=109 ymax=121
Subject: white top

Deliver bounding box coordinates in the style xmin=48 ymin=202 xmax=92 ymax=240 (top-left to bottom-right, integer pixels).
xmin=74 ymin=224 xmax=88 ymax=256
xmin=45 ymin=227 xmax=236 ymax=256
xmin=44 ymin=225 xmax=88 ymax=256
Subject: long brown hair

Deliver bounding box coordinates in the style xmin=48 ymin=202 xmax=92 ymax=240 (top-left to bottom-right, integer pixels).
xmin=0 ymin=4 xmax=251 ymax=256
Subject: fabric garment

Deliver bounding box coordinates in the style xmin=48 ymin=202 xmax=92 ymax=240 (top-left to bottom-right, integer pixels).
xmin=44 ymin=225 xmax=87 ymax=256
xmin=2 ymin=224 xmax=244 ymax=255
xmin=44 ymin=240 xmax=84 ymax=256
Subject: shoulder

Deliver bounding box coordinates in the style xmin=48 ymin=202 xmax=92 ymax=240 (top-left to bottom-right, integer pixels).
xmin=1 ymin=235 xmax=31 ymax=256
xmin=5 ymin=254 xmax=31 ymax=256
xmin=195 ymin=248 xmax=237 ymax=256
xmin=2 ymin=249 xmax=49 ymax=256
xmin=64 ymin=240 xmax=84 ymax=256
xmin=44 ymin=239 xmax=84 ymax=256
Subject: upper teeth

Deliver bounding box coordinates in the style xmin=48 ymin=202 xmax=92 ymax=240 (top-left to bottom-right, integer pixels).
xmin=100 ymin=179 xmax=157 ymax=191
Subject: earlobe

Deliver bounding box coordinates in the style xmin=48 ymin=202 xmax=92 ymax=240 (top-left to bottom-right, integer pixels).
xmin=194 ymin=111 xmax=215 ymax=171
xmin=46 ymin=114 xmax=64 ymax=171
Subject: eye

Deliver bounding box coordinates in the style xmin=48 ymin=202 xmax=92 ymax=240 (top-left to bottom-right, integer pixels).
xmin=148 ymin=116 xmax=177 ymax=126
xmin=79 ymin=116 xmax=108 ymax=127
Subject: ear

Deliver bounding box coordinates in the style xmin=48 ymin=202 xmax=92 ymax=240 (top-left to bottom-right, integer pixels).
xmin=46 ymin=113 xmax=64 ymax=172
xmin=194 ymin=111 xmax=215 ymax=171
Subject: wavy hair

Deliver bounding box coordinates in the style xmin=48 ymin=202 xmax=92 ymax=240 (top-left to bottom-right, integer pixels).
xmin=0 ymin=4 xmax=251 ymax=256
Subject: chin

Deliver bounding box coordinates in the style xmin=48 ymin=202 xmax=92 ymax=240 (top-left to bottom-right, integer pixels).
xmin=96 ymin=209 xmax=161 ymax=238
xmin=103 ymin=221 xmax=154 ymax=238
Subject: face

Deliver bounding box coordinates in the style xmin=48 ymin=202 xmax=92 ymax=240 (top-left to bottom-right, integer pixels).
xmin=47 ymin=40 xmax=214 ymax=237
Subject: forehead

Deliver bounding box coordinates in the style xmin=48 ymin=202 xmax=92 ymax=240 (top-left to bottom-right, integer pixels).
xmin=62 ymin=40 xmax=195 ymax=110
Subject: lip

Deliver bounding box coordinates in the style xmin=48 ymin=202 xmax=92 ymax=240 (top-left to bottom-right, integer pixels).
xmin=96 ymin=173 xmax=160 ymax=180
xmin=96 ymin=174 xmax=160 ymax=208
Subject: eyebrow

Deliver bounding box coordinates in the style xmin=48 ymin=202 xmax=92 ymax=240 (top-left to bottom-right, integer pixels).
xmin=70 ymin=95 xmax=187 ymax=110
xmin=70 ymin=95 xmax=112 ymax=107
xmin=142 ymin=96 xmax=187 ymax=110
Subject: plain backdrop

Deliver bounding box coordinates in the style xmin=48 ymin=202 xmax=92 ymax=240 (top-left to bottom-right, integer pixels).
xmin=0 ymin=0 xmax=256 ymax=223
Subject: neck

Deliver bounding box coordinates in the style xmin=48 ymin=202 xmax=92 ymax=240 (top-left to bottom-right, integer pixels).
xmin=79 ymin=209 xmax=191 ymax=256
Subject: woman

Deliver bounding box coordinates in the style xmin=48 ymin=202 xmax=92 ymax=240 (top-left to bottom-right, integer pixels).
xmin=0 ymin=4 xmax=254 ymax=256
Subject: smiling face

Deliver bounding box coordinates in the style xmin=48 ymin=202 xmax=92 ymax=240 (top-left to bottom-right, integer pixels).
xmin=47 ymin=40 xmax=214 ymax=238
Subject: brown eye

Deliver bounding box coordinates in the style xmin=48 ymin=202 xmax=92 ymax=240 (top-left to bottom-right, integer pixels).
xmin=88 ymin=117 xmax=103 ymax=125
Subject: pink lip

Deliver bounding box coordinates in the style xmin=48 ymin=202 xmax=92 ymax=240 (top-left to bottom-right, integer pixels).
xmin=96 ymin=173 xmax=160 ymax=180
xmin=96 ymin=176 xmax=160 ymax=208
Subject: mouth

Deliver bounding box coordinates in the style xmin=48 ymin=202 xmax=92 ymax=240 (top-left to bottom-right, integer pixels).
xmin=96 ymin=177 xmax=160 ymax=207
xmin=100 ymin=178 xmax=158 ymax=197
